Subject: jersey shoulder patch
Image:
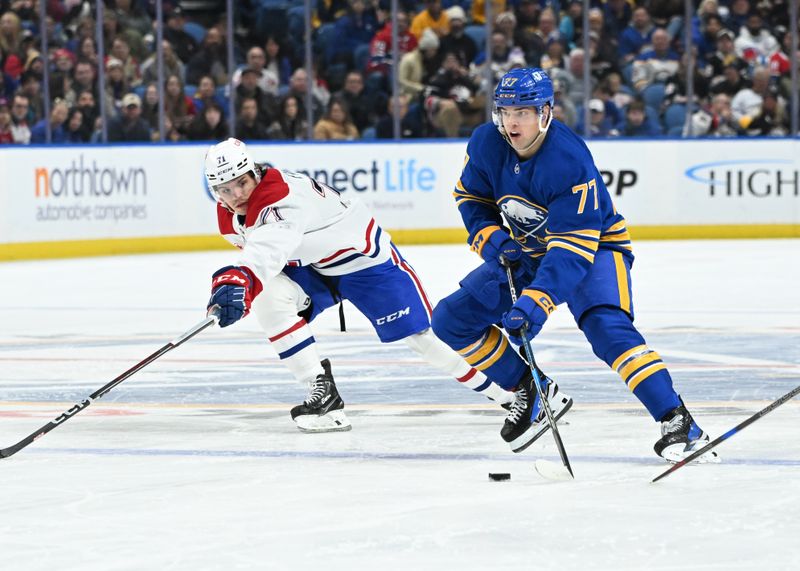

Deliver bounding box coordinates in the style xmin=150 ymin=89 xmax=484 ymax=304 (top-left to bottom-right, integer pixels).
xmin=244 ymin=168 xmax=291 ymax=228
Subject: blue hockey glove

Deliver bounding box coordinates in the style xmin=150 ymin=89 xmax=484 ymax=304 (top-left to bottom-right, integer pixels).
xmin=208 ymin=265 xmax=263 ymax=328
xmin=478 ymin=228 xmax=522 ymax=265
xmin=502 ymin=291 xmax=555 ymax=345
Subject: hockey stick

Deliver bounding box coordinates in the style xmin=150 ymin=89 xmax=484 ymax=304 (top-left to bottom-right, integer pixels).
xmin=501 ymin=257 xmax=574 ymax=480
xmin=652 ymin=383 xmax=800 ymax=483
xmin=0 ymin=309 xmax=220 ymax=460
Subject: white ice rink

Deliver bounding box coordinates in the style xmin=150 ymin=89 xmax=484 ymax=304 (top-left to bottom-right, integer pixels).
xmin=1 ymin=240 xmax=799 ymax=570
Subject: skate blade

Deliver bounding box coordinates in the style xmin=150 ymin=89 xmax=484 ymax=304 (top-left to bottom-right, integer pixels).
xmin=534 ymin=459 xmax=574 ymax=482
xmin=294 ymin=409 xmax=352 ymax=433
xmin=661 ymin=443 xmax=721 ymax=465
xmin=508 ymin=397 xmax=573 ymax=453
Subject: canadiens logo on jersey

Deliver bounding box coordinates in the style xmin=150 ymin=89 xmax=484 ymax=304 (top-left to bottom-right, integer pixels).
xmin=498 ymin=196 xmax=548 ymax=249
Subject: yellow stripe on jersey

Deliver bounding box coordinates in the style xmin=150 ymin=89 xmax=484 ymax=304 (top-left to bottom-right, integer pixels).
xmin=546 ymin=229 xmax=601 ymax=239
xmin=611 ymin=344 xmax=648 ymax=371
xmin=480 ymin=334 xmax=509 ymax=369
xmin=545 ymin=234 xmax=600 ymax=251
xmin=521 ymin=289 xmax=556 ymax=315
xmin=613 ymin=251 xmax=631 ymax=313
xmin=606 ymin=220 xmax=627 ymax=234
xmin=470 ymin=225 xmax=502 ymax=256
xmin=546 ymin=240 xmax=595 ymax=263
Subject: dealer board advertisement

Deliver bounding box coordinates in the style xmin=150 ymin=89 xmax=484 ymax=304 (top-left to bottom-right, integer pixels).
xmin=0 ymin=138 xmax=797 ymax=257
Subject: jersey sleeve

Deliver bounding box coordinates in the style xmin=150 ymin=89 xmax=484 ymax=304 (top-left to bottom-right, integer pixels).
xmin=453 ymin=130 xmax=505 ymax=256
xmin=236 ymin=170 xmax=310 ymax=287
xmin=524 ymin=160 xmax=603 ymax=309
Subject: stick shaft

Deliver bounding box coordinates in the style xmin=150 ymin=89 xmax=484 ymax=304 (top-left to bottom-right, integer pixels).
xmin=504 ymin=262 xmax=574 ymax=477
xmin=0 ymin=314 xmax=218 ymax=459
xmin=652 ymin=383 xmax=800 ymax=482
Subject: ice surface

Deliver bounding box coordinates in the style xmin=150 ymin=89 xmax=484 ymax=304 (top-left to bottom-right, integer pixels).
xmin=1 ymin=240 xmax=799 ymax=570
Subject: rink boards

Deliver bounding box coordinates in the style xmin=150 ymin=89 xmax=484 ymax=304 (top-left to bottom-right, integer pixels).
xmin=0 ymin=138 xmax=799 ymax=260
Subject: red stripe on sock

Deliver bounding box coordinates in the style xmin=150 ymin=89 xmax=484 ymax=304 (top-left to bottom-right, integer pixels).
xmin=268 ymin=318 xmax=307 ymax=342
xmin=457 ymin=369 xmax=478 ymax=383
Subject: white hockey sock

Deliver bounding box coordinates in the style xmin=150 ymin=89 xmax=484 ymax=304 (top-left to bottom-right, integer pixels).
xmin=404 ymin=329 xmax=513 ymax=404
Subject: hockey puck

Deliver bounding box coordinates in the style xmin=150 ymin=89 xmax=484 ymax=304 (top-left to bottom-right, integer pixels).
xmin=488 ymin=472 xmax=511 ymax=481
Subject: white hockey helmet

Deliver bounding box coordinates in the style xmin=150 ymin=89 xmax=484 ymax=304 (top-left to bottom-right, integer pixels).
xmin=204 ymin=138 xmax=259 ymax=192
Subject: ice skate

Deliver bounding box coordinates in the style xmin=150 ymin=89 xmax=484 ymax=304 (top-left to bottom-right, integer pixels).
xmin=290 ymin=359 xmax=352 ymax=433
xmin=500 ymin=368 xmax=572 ymax=453
xmin=654 ymin=404 xmax=720 ymax=464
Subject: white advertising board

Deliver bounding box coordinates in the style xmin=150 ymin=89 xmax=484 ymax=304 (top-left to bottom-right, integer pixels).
xmin=0 ymin=138 xmax=797 ymax=258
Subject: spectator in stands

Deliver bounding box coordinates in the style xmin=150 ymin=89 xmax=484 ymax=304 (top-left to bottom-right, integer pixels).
xmin=724 ymin=0 xmax=751 ymax=33
xmin=236 ymin=96 xmax=269 ymax=140
xmin=696 ymin=13 xmax=724 ymax=58
xmin=742 ymin=86 xmax=789 ymax=136
xmin=0 ymin=11 xmax=23 ymax=80
xmin=232 ymin=46 xmax=279 ymax=96
xmin=235 ymin=67 xmax=276 ymax=124
xmin=731 ymin=66 xmax=772 ymax=123
xmin=49 ymin=48 xmax=76 ymax=101
xmin=576 ymin=97 xmax=616 ymax=137
xmin=734 ymin=12 xmax=778 ymax=64
xmin=103 ymin=9 xmax=146 ymax=62
xmin=616 ymin=99 xmax=661 ymax=137
xmin=514 ymin=0 xmax=543 ymax=61
xmin=494 ymin=11 xmax=518 ymax=45
xmin=375 ymin=93 xmax=424 ymax=138
xmin=690 ymin=92 xmax=741 ymax=136
xmin=105 ymin=58 xmax=129 ymax=111
xmin=334 ymin=70 xmax=373 ymax=134
xmin=603 ymin=72 xmax=633 ymax=110
xmin=313 ymin=96 xmax=359 ymax=140
xmin=164 ymin=7 xmax=198 ymax=65
xmin=71 ymin=60 xmax=100 ymax=106
xmin=9 ymin=93 xmax=30 ymax=144
xmin=707 ymin=28 xmax=746 ymax=77
xmin=472 ymin=31 xmax=526 ymax=92
xmin=646 ymin=0 xmax=683 ymax=33
xmin=552 ymin=78 xmax=578 ymax=128
xmin=411 ymin=0 xmax=449 ymax=40
xmin=367 ymin=10 xmax=417 ymax=80
xmin=267 ymin=94 xmax=309 ymax=140
xmin=541 ymin=39 xmax=567 ymax=72
xmin=424 ymin=50 xmax=483 ymax=138
xmin=109 ymin=36 xmax=141 ymax=87
xmin=329 ymin=0 xmax=379 ymax=70
xmin=0 ymin=97 xmax=13 ymax=143
xmin=286 ymin=68 xmax=327 ymax=123
xmin=18 ymin=71 xmax=43 ymax=124
xmin=193 ymin=75 xmax=226 ymax=116
xmin=141 ymin=82 xmax=159 ymax=131
xmin=186 ymin=26 xmax=228 ymax=87
xmin=140 ymin=41 xmax=185 ymax=87
xmin=472 ymin=0 xmax=507 ymax=27
xmin=662 ymin=52 xmax=711 ymax=110
xmin=710 ymin=61 xmax=748 ymax=97
xmin=619 ymin=7 xmax=655 ymax=66
xmin=588 ymin=29 xmax=619 ymax=81
xmin=107 ymin=93 xmax=150 ymax=142
xmin=604 ymin=0 xmax=633 ymax=40
xmin=399 ymin=29 xmax=441 ymax=100
xmin=263 ymin=36 xmax=292 ymax=88
xmin=632 ymin=27 xmax=679 ymax=91
xmin=439 ymin=6 xmax=476 ymax=68
xmin=63 ymin=107 xmax=85 ymax=143
xmin=78 ymin=36 xmax=99 ymax=68
xmin=113 ymin=0 xmax=151 ymax=40
xmin=164 ymin=73 xmax=196 ymax=133
xmin=186 ymin=100 xmax=228 ymax=141
xmin=74 ymin=89 xmax=97 ymax=141
xmin=559 ymin=0 xmax=584 ymax=50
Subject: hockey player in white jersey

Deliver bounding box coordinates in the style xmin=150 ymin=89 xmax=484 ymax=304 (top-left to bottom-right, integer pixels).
xmin=204 ymin=138 xmax=513 ymax=432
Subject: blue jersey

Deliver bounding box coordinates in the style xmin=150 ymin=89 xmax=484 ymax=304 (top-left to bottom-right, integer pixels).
xmin=453 ymin=120 xmax=633 ymax=306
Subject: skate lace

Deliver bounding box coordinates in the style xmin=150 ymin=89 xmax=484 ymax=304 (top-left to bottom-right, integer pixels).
xmin=507 ymin=388 xmax=528 ymax=423
xmin=305 ymin=378 xmax=327 ymax=406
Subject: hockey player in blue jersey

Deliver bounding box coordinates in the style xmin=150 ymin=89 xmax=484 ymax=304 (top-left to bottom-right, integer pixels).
xmin=431 ymin=67 xmax=718 ymax=463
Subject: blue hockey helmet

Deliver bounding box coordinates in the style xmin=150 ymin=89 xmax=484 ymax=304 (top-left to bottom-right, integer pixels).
xmin=493 ymin=68 xmax=555 ymax=146
xmin=494 ymin=67 xmax=554 ymax=110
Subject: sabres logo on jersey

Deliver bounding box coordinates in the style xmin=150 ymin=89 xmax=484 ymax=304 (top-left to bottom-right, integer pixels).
xmin=498 ymin=196 xmax=548 ymax=250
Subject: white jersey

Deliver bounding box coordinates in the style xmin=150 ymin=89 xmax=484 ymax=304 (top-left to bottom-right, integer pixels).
xmin=217 ymin=168 xmax=393 ymax=286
